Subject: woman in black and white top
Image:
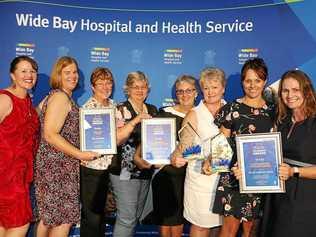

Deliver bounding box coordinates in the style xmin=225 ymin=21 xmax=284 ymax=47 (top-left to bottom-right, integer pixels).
xmin=109 ymin=71 xmax=157 ymax=237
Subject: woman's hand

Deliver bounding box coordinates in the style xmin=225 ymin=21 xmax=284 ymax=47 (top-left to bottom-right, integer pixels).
xmin=171 ymin=155 xmax=187 ymax=168
xmin=78 ymin=151 xmax=100 ymax=161
xmin=231 ymin=163 xmax=242 ymax=180
xmin=134 ymin=145 xmax=153 ymax=170
xmin=279 ymin=163 xmax=292 ymax=181
xmin=141 ymin=160 xmax=153 ymax=170
xmin=202 ymin=159 xmax=213 ymax=175
xmin=117 ymin=112 xmax=152 ymax=145
xmin=132 ymin=112 xmax=152 ymax=125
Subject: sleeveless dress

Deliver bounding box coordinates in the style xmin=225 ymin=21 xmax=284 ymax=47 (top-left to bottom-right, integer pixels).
xmin=34 ymin=89 xmax=80 ymax=227
xmin=183 ymin=101 xmax=222 ymax=228
xmin=151 ymin=107 xmax=186 ymax=225
xmin=0 ymin=90 xmax=39 ymax=228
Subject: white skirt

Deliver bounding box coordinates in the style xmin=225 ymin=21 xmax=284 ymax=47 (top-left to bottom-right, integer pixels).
xmin=184 ymin=159 xmax=222 ymax=228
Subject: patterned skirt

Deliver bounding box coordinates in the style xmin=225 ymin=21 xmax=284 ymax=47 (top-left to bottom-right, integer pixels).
xmin=212 ymin=172 xmax=263 ymax=221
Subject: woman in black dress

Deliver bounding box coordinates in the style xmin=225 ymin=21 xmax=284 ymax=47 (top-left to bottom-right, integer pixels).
xmin=261 ymin=70 xmax=316 ymax=237
xmin=153 ymin=75 xmax=197 ymax=237
xmin=212 ymin=58 xmax=275 ymax=237
xmin=134 ymin=75 xmax=197 ymax=237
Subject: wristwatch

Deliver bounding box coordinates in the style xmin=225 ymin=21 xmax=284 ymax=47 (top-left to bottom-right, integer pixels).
xmin=293 ymin=166 xmax=300 ymax=178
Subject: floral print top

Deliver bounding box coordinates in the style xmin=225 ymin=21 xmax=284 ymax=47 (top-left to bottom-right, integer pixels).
xmin=212 ymin=98 xmax=276 ymax=221
xmin=81 ymin=97 xmax=117 ymax=170
xmin=215 ymin=98 xmax=275 ymax=166
xmin=109 ymin=100 xmax=158 ymax=180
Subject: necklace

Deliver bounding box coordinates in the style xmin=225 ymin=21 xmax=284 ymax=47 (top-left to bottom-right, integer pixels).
xmin=129 ymin=99 xmax=147 ymax=114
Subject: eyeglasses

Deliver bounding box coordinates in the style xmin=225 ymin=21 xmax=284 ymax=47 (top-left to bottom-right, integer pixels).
xmin=176 ymin=88 xmax=195 ymax=95
xmin=130 ymin=86 xmax=148 ymax=91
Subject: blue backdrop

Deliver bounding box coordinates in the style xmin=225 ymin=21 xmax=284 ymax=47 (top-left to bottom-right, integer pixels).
xmin=0 ymin=0 xmax=316 ymax=107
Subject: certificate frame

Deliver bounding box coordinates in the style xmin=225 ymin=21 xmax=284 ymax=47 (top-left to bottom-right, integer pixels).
xmin=79 ymin=108 xmax=117 ymax=154
xmin=236 ymin=132 xmax=285 ymax=193
xmin=142 ymin=118 xmax=176 ymax=164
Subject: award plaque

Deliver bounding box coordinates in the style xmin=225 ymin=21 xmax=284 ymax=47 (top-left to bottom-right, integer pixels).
xmin=236 ymin=132 xmax=285 ymax=193
xmin=142 ymin=118 xmax=176 ymax=164
xmin=79 ymin=108 xmax=117 ymax=154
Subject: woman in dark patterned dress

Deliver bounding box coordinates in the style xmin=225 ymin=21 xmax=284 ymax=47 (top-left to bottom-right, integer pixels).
xmin=34 ymin=57 xmax=97 ymax=237
xmin=212 ymin=58 xmax=275 ymax=237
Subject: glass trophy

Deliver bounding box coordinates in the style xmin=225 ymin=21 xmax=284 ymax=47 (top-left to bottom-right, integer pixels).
xmin=178 ymin=122 xmax=203 ymax=160
xmin=210 ymin=133 xmax=233 ymax=172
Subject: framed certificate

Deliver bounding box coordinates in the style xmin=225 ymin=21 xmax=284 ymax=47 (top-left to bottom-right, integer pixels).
xmin=79 ymin=108 xmax=117 ymax=154
xmin=236 ymin=132 xmax=285 ymax=193
xmin=142 ymin=118 xmax=176 ymax=164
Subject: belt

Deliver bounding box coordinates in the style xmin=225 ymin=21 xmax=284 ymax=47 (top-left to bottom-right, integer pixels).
xmin=284 ymin=158 xmax=314 ymax=167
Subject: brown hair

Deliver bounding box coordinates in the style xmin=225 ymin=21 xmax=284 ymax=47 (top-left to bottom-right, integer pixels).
xmin=241 ymin=57 xmax=268 ymax=82
xmin=277 ymin=70 xmax=316 ymax=123
xmin=49 ymin=56 xmax=78 ymax=89
xmin=199 ymin=67 xmax=226 ymax=88
xmin=10 ymin=55 xmax=38 ymax=73
xmin=90 ymin=67 xmax=113 ymax=86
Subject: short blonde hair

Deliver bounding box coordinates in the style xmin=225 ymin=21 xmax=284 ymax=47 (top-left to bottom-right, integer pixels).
xmin=199 ymin=67 xmax=226 ymax=88
xmin=50 ymin=56 xmax=78 ymax=89
xmin=123 ymin=71 xmax=150 ymax=95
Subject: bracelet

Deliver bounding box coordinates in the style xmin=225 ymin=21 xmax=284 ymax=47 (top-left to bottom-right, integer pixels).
xmin=293 ymin=166 xmax=300 ymax=178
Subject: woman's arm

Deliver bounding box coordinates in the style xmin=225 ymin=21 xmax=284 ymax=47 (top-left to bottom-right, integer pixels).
xmin=0 ymin=94 xmax=12 ymax=123
xmin=220 ymin=125 xmax=231 ymax=137
xmin=134 ymin=145 xmax=152 ymax=169
xmin=43 ymin=92 xmax=97 ymax=161
xmin=116 ymin=112 xmax=152 ymax=145
xmin=279 ymin=163 xmax=316 ymax=180
xmin=36 ymin=96 xmax=47 ymax=115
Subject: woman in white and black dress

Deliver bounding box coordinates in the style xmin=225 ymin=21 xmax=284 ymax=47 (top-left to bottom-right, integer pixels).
xmin=152 ymin=75 xmax=198 ymax=237
xmin=171 ymin=68 xmax=227 ymax=237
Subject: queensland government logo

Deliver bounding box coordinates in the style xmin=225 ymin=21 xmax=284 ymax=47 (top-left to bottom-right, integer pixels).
xmin=238 ymin=48 xmax=258 ymax=65
xmin=164 ymin=48 xmax=183 ymax=65
xmin=16 ymin=43 xmax=35 ymax=57
xmin=90 ymin=47 xmax=110 ymax=63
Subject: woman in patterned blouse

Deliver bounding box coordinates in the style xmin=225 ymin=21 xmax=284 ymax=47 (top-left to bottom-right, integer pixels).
xmin=80 ymin=67 xmax=116 ymax=237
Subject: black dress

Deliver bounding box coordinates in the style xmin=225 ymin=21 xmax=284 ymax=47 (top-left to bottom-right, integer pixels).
xmin=261 ymin=116 xmax=316 ymax=237
xmin=212 ymin=99 xmax=275 ymax=221
xmin=151 ymin=107 xmax=186 ymax=225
